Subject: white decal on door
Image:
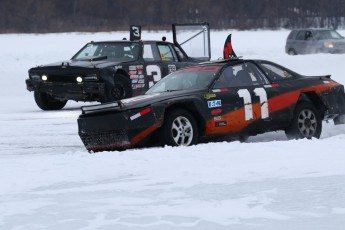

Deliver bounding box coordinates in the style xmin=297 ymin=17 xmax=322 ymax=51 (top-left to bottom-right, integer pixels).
xmin=237 ymin=89 xmax=253 ymax=121
xmin=237 ymin=88 xmax=269 ymax=121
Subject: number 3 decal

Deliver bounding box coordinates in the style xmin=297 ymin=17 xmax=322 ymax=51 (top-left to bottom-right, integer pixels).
xmin=146 ymin=65 xmax=162 ymax=87
xmin=237 ymin=88 xmax=269 ymax=120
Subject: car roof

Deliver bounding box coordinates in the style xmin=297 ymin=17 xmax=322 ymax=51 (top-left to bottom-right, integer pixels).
xmin=292 ymin=28 xmax=335 ymax=32
xmin=87 ymin=40 xmax=173 ymax=45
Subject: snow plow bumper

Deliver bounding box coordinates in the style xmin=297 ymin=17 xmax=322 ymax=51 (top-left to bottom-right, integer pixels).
xmin=77 ymin=102 xmax=163 ymax=152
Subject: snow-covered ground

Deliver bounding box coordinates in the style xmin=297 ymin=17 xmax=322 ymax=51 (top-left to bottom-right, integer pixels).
xmin=1 ymin=30 xmax=345 ymax=230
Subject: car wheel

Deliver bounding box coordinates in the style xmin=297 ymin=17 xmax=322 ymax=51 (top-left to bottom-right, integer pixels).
xmin=161 ymin=109 xmax=199 ymax=146
xmin=105 ymin=74 xmax=132 ymax=102
xmin=285 ymin=102 xmax=322 ymax=140
xmin=34 ymin=92 xmax=67 ymax=110
xmin=288 ymin=48 xmax=297 ymax=55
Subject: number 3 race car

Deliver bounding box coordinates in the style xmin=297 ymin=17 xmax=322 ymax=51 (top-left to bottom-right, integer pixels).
xmin=77 ymin=35 xmax=345 ymax=152
xmin=26 ymin=23 xmax=211 ymax=110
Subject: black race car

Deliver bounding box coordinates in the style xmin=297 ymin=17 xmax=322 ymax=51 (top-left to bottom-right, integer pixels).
xmin=26 ymin=23 xmax=210 ymax=110
xmin=77 ymin=36 xmax=345 ymax=152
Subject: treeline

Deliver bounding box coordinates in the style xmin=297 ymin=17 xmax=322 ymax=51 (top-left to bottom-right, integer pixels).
xmin=1 ymin=0 xmax=345 ymax=33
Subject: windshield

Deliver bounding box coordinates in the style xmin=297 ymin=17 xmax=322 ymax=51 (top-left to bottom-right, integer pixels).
xmin=146 ymin=65 xmax=221 ymax=94
xmin=72 ymin=42 xmax=140 ymax=61
xmin=314 ymin=30 xmax=343 ymax=40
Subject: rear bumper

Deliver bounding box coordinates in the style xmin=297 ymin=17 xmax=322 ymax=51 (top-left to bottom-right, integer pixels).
xmin=320 ymin=83 xmax=345 ymax=123
xmin=26 ymin=79 xmax=105 ymax=101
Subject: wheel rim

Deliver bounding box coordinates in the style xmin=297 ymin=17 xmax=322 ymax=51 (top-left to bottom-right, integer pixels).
xmin=171 ymin=116 xmax=193 ymax=146
xmin=111 ymin=85 xmax=125 ymax=100
xmin=297 ymin=109 xmax=317 ymax=138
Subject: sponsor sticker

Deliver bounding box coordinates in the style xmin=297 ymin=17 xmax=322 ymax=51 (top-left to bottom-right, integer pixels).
xmin=129 ymin=70 xmax=137 ymax=75
xmin=132 ymin=79 xmax=138 ymax=84
xmin=216 ymin=121 xmax=227 ymax=127
xmin=168 ymin=65 xmax=177 ymax=73
xmin=130 ymin=107 xmax=151 ymax=121
xmin=138 ymin=79 xmax=145 ymax=84
xmin=212 ymin=88 xmax=229 ymax=93
xmin=132 ymin=84 xmax=146 ymax=89
xmin=214 ymin=116 xmax=222 ymax=121
xmin=204 ymin=93 xmax=216 ymax=99
xmin=130 ymin=75 xmax=139 ymax=79
xmin=129 ymin=65 xmax=136 ymax=70
xmin=207 ymin=100 xmax=222 ymax=108
xmin=211 ymin=108 xmax=222 ymax=115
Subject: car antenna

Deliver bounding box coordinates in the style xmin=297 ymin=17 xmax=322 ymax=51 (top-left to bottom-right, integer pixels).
xmin=162 ymin=36 xmax=166 ymax=41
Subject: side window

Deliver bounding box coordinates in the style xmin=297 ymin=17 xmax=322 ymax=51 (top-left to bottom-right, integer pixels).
xmin=305 ymin=31 xmax=313 ymax=40
xmin=213 ymin=63 xmax=268 ymax=88
xmin=295 ymin=31 xmax=306 ymax=40
xmin=143 ymin=44 xmax=155 ymax=61
xmin=259 ymin=63 xmax=293 ymax=81
xmin=157 ymin=44 xmax=176 ymax=62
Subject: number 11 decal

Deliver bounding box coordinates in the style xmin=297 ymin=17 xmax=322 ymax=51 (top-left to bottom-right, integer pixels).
xmin=237 ymin=88 xmax=269 ymax=121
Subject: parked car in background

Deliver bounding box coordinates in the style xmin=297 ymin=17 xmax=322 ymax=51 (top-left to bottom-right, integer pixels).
xmin=285 ymin=28 xmax=345 ymax=55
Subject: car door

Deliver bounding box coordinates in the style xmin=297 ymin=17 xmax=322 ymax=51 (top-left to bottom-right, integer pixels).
xmin=156 ymin=43 xmax=185 ymax=77
xmin=141 ymin=42 xmax=186 ymax=93
xmin=206 ymin=62 xmax=272 ymax=136
xmin=294 ymin=30 xmax=318 ymax=54
xmin=256 ymin=61 xmax=299 ymax=127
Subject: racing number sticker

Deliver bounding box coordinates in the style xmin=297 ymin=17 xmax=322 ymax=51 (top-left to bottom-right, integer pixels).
xmin=237 ymin=88 xmax=269 ymax=120
xmin=146 ymin=65 xmax=162 ymax=87
xmin=132 ymin=26 xmax=140 ymax=37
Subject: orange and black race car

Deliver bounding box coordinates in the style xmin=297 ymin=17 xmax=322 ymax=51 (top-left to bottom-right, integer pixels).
xmin=77 ymin=36 xmax=345 ymax=152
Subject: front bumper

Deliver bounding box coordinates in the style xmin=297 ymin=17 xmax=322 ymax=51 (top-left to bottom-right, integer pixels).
xmin=77 ymin=103 xmax=163 ymax=152
xmin=26 ymin=79 xmax=105 ymax=101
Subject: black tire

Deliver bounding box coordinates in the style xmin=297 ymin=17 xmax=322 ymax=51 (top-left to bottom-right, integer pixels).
xmin=34 ymin=92 xmax=67 ymax=110
xmin=288 ymin=48 xmax=297 ymax=55
xmin=105 ymin=74 xmax=132 ymax=102
xmin=161 ymin=109 xmax=199 ymax=146
xmin=285 ymin=102 xmax=322 ymax=140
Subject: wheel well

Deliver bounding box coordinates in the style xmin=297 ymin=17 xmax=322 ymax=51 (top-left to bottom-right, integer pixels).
xmin=115 ymin=69 xmax=130 ymax=79
xmin=297 ymin=92 xmax=327 ymax=118
xmin=163 ymin=102 xmax=206 ymax=136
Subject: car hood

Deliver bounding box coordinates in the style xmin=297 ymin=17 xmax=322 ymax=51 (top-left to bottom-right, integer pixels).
xmin=30 ymin=59 xmax=132 ymax=71
xmin=80 ymin=90 xmax=205 ymax=116
xmin=322 ymin=38 xmax=345 ymax=44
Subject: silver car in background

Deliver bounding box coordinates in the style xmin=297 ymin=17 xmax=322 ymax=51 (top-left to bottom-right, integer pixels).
xmin=285 ymin=29 xmax=345 ymax=55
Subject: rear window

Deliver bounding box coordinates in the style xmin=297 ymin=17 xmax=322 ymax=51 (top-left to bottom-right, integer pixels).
xmin=259 ymin=63 xmax=293 ymax=81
